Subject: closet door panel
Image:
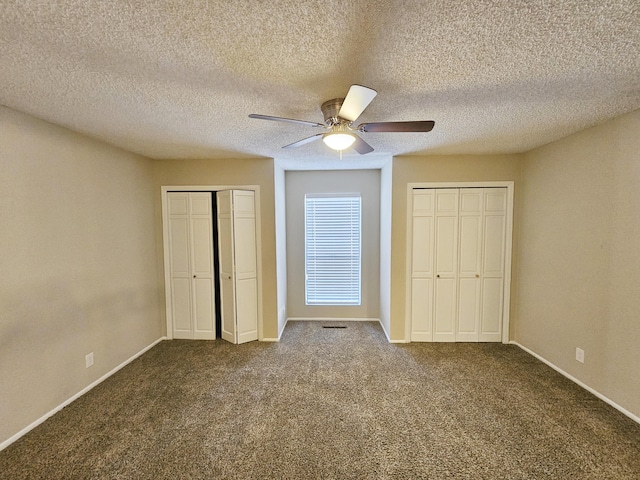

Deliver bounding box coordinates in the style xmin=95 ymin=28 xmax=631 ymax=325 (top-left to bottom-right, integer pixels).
xmin=193 ymin=278 xmax=215 ymax=338
xmin=413 ymin=190 xmax=434 ymax=216
xmin=412 ymin=216 xmax=433 ymax=274
xmin=191 ymin=217 xmax=214 ymax=276
xmin=483 ymin=215 xmax=505 ymax=275
xmin=168 ymin=195 xmax=188 ymax=215
xmin=232 ymin=191 xmax=257 ymax=282
xmin=168 ymin=198 xmax=192 ymax=339
xmin=233 ymin=191 xmax=256 ymax=215
xmin=433 ymin=215 xmax=457 ymax=342
xmin=190 ymin=212 xmax=216 ymax=338
xmin=410 ymin=190 xmax=435 ymax=341
xmin=480 ymin=278 xmax=503 ymax=341
xmin=169 ymin=217 xmax=190 ymax=276
xmin=436 ymin=190 xmax=458 ymax=213
xmin=435 ymin=216 xmax=457 ymax=275
xmin=233 ymin=217 xmax=257 ymax=279
xmin=236 ymin=278 xmax=258 ymax=343
xmin=189 ymin=193 xmax=216 ymax=340
xmin=434 ymin=278 xmax=456 ymax=341
xmin=435 ymin=189 xmax=458 ymax=276
xmin=216 ymin=191 xmax=236 ymax=344
xmin=171 ymin=278 xmax=192 ymax=336
xmin=232 ymin=191 xmax=258 ymax=344
xmin=458 ymin=216 xmax=481 ymax=273
xmin=457 ymin=214 xmax=481 ymax=340
xmin=458 ymin=190 xmax=482 ymax=277
xmin=217 ymin=215 xmax=234 ymax=277
xmin=216 ymin=190 xmax=259 ymax=344
xmin=411 ymin=278 xmax=432 ymax=341
xmin=457 ymin=190 xmax=482 ymax=341
xmin=480 ymin=188 xmax=506 ymax=341
xmin=459 ymin=190 xmax=482 ymax=212
xmin=190 ymin=194 xmax=211 ymax=215
xmin=220 ymin=267 xmax=236 ymax=344
xmin=457 ymin=278 xmax=480 ymax=341
xmin=485 ymin=189 xmax=507 ymax=213
xmin=433 ymin=189 xmax=458 ymax=342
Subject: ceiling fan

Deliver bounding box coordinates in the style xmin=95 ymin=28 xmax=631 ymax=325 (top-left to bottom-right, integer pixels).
xmin=249 ymin=85 xmax=435 ymax=154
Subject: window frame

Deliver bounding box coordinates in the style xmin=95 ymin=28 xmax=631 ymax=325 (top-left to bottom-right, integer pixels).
xmin=304 ymin=193 xmax=362 ymax=306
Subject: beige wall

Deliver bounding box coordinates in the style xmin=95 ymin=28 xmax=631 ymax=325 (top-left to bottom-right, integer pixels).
xmin=389 ymin=154 xmax=523 ymax=341
xmin=518 ymin=109 xmax=640 ymax=417
xmin=285 ymin=170 xmax=381 ymax=319
xmin=152 ymin=158 xmax=278 ymax=339
xmin=274 ymin=162 xmax=288 ymax=338
xmin=379 ymin=161 xmax=393 ymax=338
xmin=3 ymin=101 xmax=637 ymax=448
xmin=0 ymin=107 xmax=162 ymax=445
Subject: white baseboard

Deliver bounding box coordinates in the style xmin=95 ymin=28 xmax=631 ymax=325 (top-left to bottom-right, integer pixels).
xmin=379 ymin=319 xmax=392 ymax=342
xmin=261 ymin=316 xmax=289 ymax=342
xmin=259 ymin=309 xmax=290 ymax=342
xmin=278 ymin=315 xmax=289 ymax=340
xmin=0 ymin=336 xmax=167 ymax=452
xmin=511 ymin=341 xmax=640 ymax=425
xmin=378 ymin=320 xmax=408 ymax=343
xmin=286 ymin=317 xmax=380 ymax=322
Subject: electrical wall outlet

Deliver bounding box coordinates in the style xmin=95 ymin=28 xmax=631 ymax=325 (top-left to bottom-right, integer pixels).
xmin=85 ymin=352 xmax=94 ymax=368
xmin=575 ymin=347 xmax=585 ymax=364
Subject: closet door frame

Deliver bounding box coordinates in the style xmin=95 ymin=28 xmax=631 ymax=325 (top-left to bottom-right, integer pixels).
xmin=405 ymin=181 xmax=514 ymax=343
xmin=161 ymin=185 xmax=263 ymax=341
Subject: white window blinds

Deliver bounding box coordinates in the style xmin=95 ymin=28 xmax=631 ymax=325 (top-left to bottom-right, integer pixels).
xmin=305 ymin=194 xmax=361 ymax=305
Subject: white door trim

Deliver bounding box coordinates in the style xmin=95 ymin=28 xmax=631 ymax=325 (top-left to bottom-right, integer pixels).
xmin=405 ymin=181 xmax=514 ymax=343
xmin=161 ymin=185 xmax=264 ymax=341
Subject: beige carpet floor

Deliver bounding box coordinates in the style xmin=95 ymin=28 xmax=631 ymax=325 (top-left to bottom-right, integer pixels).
xmin=1 ymin=321 xmax=639 ymax=479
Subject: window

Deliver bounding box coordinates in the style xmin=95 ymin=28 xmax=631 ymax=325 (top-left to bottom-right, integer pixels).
xmin=305 ymin=194 xmax=361 ymax=305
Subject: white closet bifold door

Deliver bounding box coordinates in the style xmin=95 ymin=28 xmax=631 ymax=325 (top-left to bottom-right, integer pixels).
xmin=410 ymin=190 xmax=435 ymax=341
xmin=455 ymin=189 xmax=483 ymax=341
xmin=167 ymin=192 xmax=216 ymax=340
xmin=479 ymin=188 xmax=507 ymax=342
xmin=410 ymin=187 xmax=507 ymax=343
xmin=217 ymin=190 xmax=259 ymax=345
xmin=433 ymin=189 xmax=459 ymax=342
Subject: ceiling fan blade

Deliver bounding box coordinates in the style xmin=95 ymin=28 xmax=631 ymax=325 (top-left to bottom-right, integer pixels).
xmin=249 ymin=114 xmax=325 ymax=128
xmin=358 ymin=120 xmax=435 ymax=133
xmin=338 ymin=85 xmax=377 ymax=122
xmin=282 ymin=133 xmax=324 ymax=149
xmin=351 ymin=134 xmax=374 ymax=154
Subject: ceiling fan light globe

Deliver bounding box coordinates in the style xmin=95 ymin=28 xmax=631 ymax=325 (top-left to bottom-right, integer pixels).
xmin=322 ymin=132 xmax=356 ymax=151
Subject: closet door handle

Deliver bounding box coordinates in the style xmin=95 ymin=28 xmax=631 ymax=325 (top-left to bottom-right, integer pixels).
xmin=436 ymin=274 xmax=440 ymax=278
xmin=475 ymin=274 xmax=480 ymax=278
xmin=193 ymin=275 xmax=196 ymax=278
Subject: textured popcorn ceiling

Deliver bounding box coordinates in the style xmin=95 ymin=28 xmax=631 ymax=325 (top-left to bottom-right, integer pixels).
xmin=1 ymin=1 xmax=639 ymax=168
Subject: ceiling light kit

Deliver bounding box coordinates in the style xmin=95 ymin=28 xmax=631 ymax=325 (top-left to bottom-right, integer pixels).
xmin=322 ymin=125 xmax=356 ymax=151
xmin=249 ymin=85 xmax=435 ymax=155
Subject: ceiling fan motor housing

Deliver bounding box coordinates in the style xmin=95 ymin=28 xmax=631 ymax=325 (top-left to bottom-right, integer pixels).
xmin=321 ymin=98 xmax=346 ymax=125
